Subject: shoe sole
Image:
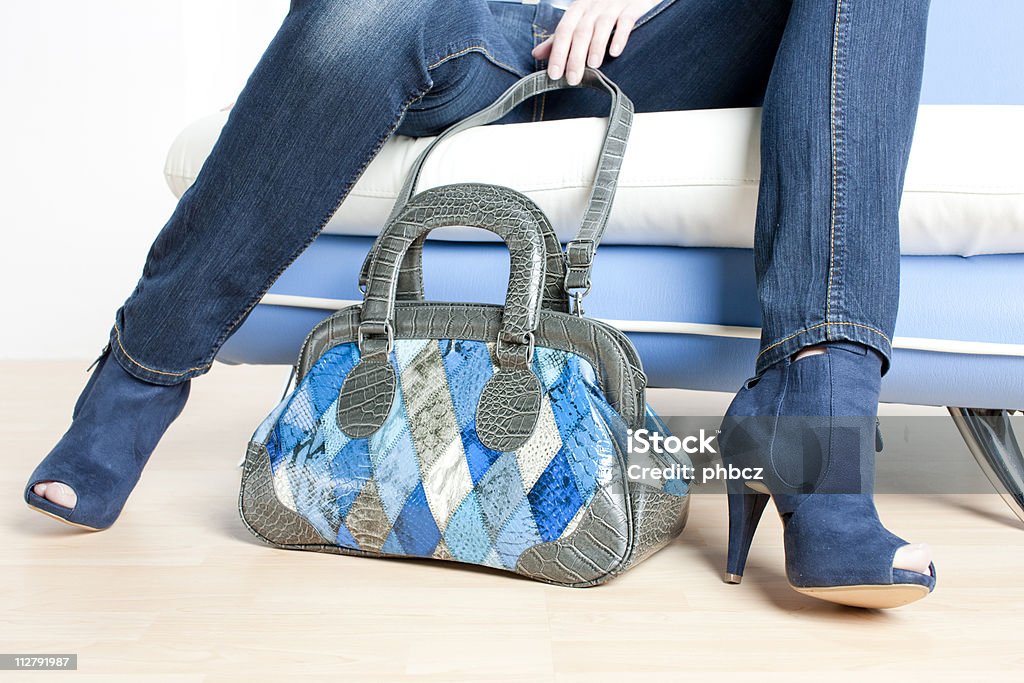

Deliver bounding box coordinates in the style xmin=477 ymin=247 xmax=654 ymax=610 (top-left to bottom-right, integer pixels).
xmin=26 ymin=504 xmax=104 ymax=532
xmin=793 ymin=583 xmax=930 ymax=609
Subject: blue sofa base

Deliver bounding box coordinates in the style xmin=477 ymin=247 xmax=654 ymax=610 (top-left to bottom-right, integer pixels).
xmin=218 ymin=235 xmax=1023 ymax=410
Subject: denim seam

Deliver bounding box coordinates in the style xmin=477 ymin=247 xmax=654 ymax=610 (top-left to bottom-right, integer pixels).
xmin=756 ymin=321 xmax=891 ymax=362
xmin=826 ymin=0 xmax=847 ymax=327
xmin=632 ymin=0 xmax=679 ymax=31
xmin=111 ymin=324 xmax=209 ymax=377
xmin=427 ymin=45 xmax=525 ymax=78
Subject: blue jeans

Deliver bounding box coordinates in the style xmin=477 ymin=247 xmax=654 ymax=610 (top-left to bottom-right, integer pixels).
xmin=109 ymin=0 xmax=930 ymax=385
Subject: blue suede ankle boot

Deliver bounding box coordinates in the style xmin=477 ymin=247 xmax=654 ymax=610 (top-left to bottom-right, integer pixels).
xmin=719 ymin=341 xmax=936 ymax=608
xmin=24 ymin=348 xmax=190 ymax=530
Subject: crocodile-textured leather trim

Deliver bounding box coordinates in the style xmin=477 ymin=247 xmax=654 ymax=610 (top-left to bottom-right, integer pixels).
xmin=618 ymin=483 xmax=690 ymax=573
xmin=476 ymin=368 xmax=542 ymax=451
xmin=336 ymin=360 xmax=396 ymax=438
xmin=238 ymin=442 xmax=330 ymax=547
xmin=514 ymin=472 xmax=632 ymax=587
xmin=361 ymin=184 xmax=547 ymax=356
xmin=359 ymin=67 xmax=634 ymax=293
xmin=394 ymin=199 xmax=571 ymax=314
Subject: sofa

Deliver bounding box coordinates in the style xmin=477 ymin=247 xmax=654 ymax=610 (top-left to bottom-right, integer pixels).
xmin=164 ymin=0 xmax=1024 ymax=520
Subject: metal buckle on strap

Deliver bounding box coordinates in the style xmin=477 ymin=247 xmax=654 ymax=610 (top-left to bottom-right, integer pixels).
xmin=496 ymin=331 xmax=536 ymax=366
xmin=565 ymin=239 xmax=596 ymax=269
xmin=357 ymin=321 xmax=394 ymax=355
xmin=564 ymin=239 xmax=595 ymax=316
xmin=567 ymin=285 xmax=591 ymax=317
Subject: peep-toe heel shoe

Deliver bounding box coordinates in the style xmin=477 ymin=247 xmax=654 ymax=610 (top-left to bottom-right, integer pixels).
xmin=719 ymin=341 xmax=936 ymax=609
xmin=24 ymin=348 xmax=190 ymax=531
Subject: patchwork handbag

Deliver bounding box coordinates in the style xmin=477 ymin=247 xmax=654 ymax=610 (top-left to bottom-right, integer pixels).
xmin=239 ymin=68 xmax=692 ymax=587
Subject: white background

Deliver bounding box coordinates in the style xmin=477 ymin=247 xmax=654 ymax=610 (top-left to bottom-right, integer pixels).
xmin=0 ymin=0 xmax=288 ymax=359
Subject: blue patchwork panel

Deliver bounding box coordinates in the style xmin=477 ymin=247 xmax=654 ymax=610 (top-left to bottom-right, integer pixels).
xmin=391 ymin=482 xmax=441 ymax=557
xmin=442 ymin=491 xmax=492 ymax=564
xmin=266 ymin=344 xmax=360 ymax=467
xmin=461 ymin=427 xmax=504 ymax=485
xmin=336 ymin=521 xmax=360 ymax=550
xmin=494 ymin=497 xmax=543 ymax=569
xmin=329 ymin=438 xmax=372 ymax=519
xmin=381 ymin=529 xmax=405 ymax=555
xmin=528 ymin=448 xmax=584 ymax=542
xmin=548 ymin=356 xmax=606 ymax=504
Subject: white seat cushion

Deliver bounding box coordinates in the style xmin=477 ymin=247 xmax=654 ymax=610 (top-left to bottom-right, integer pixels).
xmin=165 ymin=105 xmax=1024 ymax=257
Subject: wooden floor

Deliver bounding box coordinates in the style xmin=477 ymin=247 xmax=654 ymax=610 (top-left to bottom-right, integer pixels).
xmin=2 ymin=361 xmax=1023 ymax=682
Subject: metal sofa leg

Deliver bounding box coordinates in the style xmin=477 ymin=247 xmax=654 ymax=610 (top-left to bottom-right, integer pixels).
xmin=948 ymin=407 xmax=1024 ymax=524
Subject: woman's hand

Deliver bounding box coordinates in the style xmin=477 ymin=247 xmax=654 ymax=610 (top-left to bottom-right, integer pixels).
xmin=531 ymin=0 xmax=661 ymax=85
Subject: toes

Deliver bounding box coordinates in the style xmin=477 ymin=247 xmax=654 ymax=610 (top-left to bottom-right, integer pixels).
xmin=893 ymin=542 xmax=932 ymax=575
xmin=34 ymin=482 xmax=77 ymax=509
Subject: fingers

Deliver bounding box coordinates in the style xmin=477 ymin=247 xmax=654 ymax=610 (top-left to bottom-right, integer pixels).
xmin=564 ymin=15 xmax=597 ymax=84
xmin=588 ymin=12 xmax=617 ymax=68
xmin=609 ymin=12 xmax=638 ymax=57
xmin=532 ymin=36 xmax=554 ymax=61
xmin=532 ymin=1 xmax=650 ymax=84
xmin=541 ymin=5 xmax=582 ymax=81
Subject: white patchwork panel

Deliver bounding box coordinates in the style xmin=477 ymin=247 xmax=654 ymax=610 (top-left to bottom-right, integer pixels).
xmin=514 ymin=396 xmax=562 ymax=491
xmin=394 ymin=338 xmax=431 ymax=371
xmin=424 ymin=436 xmax=475 ymax=531
xmin=273 ymin=463 xmax=298 ymax=512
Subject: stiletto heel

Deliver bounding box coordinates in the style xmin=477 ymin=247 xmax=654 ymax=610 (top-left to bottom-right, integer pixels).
xmin=724 ymin=480 xmax=769 ymax=584
xmin=24 ymin=348 xmax=190 ymax=530
xmin=719 ymin=341 xmax=936 ymax=608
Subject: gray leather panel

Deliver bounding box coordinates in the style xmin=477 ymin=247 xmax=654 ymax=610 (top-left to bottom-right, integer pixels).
xmin=514 ymin=478 xmax=632 ymax=587
xmin=619 ymin=483 xmax=690 ymax=572
xmin=344 ymin=480 xmax=390 ymax=554
xmin=238 ymin=442 xmax=329 ymax=548
xmin=476 ymin=369 xmax=542 ymax=452
xmin=337 ymin=360 xmax=396 ymax=438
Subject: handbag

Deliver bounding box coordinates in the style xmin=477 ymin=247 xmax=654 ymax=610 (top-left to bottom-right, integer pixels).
xmin=238 ymin=68 xmax=692 ymax=587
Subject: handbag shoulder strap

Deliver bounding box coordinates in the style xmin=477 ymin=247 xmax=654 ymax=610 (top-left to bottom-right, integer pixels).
xmin=358 ymin=67 xmax=634 ymax=298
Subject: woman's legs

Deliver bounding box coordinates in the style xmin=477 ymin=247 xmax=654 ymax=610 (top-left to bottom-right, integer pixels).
xmin=746 ymin=0 xmax=933 ymax=589
xmin=540 ymin=0 xmax=929 ymax=368
xmin=27 ymin=0 xmax=535 ymax=523
xmin=540 ymin=0 xmax=933 ymax=590
xmin=753 ymin=0 xmax=931 ymax=374
xmin=111 ymin=0 xmax=530 ymax=386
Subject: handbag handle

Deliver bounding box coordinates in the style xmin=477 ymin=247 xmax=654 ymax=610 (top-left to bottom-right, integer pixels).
xmin=359 ymin=183 xmax=548 ymax=370
xmin=358 ymin=67 xmax=634 ymax=299
xmin=392 ymin=200 xmax=571 ymax=314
